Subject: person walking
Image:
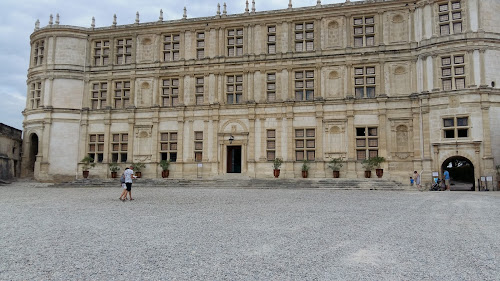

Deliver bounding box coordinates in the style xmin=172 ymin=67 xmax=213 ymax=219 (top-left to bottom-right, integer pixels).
xmin=443 ymin=169 xmax=450 ymax=191
xmin=119 ymin=168 xmax=129 ymax=201
xmin=414 ymin=171 xmax=421 ymax=191
xmin=124 ymin=165 xmax=136 ymax=200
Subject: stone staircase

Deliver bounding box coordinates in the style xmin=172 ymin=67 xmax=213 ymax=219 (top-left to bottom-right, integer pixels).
xmin=51 ymin=177 xmax=408 ymax=190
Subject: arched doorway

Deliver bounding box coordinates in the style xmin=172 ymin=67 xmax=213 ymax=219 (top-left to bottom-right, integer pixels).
xmin=441 ymin=156 xmax=475 ymax=191
xmin=29 ymin=133 xmax=39 ymax=173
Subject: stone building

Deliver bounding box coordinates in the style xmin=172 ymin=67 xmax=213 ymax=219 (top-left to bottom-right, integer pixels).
xmin=0 ymin=123 xmax=22 ymax=181
xmin=23 ymin=0 xmax=500 ymax=188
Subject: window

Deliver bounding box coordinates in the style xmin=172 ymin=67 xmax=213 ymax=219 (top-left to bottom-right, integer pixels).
xmin=111 ymin=133 xmax=128 ymax=163
xmin=267 ymin=129 xmax=276 ymax=161
xmin=93 ymin=40 xmax=110 ymax=66
xmin=114 ymin=81 xmax=130 ymax=109
xmin=29 ymin=81 xmax=42 ymax=109
xmin=88 ymin=134 xmax=104 ymax=163
xmin=295 ymin=129 xmax=315 ymax=161
xmin=441 ymin=55 xmax=465 ymax=90
xmin=194 ymin=131 xmax=203 ymax=162
xmin=161 ymin=78 xmax=180 ymax=107
xmin=163 ymin=34 xmax=180 ymax=61
xmin=160 ymin=132 xmax=178 ymax=162
xmin=91 ymin=82 xmax=107 ymax=109
xmin=226 ymin=74 xmax=243 ymax=104
xmin=443 ymin=116 xmax=469 ymax=139
xmin=295 ymin=22 xmax=314 ymax=52
xmin=353 ymin=16 xmax=375 ymax=47
xmin=196 ymin=32 xmax=205 ymax=59
xmin=356 ymin=127 xmax=378 ymax=160
xmin=354 ymin=66 xmax=376 ymax=98
xmin=116 ymin=38 xmax=132 ymax=64
xmin=195 ymin=77 xmax=204 ymax=105
xmin=227 ymin=28 xmax=243 ymax=56
xmin=33 ymin=40 xmax=44 ymax=66
xmin=267 ymin=73 xmax=276 ymax=101
xmin=439 ymin=1 xmax=462 ymax=36
xmin=294 ymin=70 xmax=314 ymax=101
xmin=267 ymin=25 xmax=276 ymax=54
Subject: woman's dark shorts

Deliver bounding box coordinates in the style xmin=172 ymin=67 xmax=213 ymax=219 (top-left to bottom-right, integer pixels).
xmin=126 ymin=183 xmax=132 ymax=191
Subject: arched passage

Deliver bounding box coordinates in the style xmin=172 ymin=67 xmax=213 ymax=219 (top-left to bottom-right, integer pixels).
xmin=441 ymin=156 xmax=475 ymax=191
xmin=29 ymin=133 xmax=39 ymax=173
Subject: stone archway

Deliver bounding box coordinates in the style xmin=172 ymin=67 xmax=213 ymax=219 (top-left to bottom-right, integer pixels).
xmin=441 ymin=156 xmax=475 ymax=191
xmin=28 ymin=133 xmax=39 ymax=174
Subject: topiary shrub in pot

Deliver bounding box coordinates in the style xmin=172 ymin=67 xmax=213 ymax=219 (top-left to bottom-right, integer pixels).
xmin=272 ymin=158 xmax=283 ymax=178
xmin=81 ymin=156 xmax=96 ymax=178
xmin=327 ymin=157 xmax=344 ymax=178
xmin=160 ymin=159 xmax=171 ymax=178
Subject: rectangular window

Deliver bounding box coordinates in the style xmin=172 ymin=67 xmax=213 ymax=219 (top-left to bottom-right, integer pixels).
xmin=353 ymin=16 xmax=375 ymax=47
xmin=226 ymin=74 xmax=243 ymax=104
xmin=267 ymin=129 xmax=276 ymax=161
xmin=295 ymin=128 xmax=315 ymax=161
xmin=441 ymin=54 xmax=465 ymax=91
xmin=267 ymin=73 xmax=276 ymax=102
xmin=161 ymin=78 xmax=180 ymax=107
xmin=114 ymin=81 xmax=130 ymax=108
xmin=267 ymin=25 xmax=276 ymax=54
xmin=295 ymin=22 xmax=314 ymax=52
xmin=90 ymin=82 xmax=107 ymax=109
xmin=227 ymin=28 xmax=243 ymax=57
xmin=93 ymin=40 xmax=110 ymax=66
xmin=196 ymin=32 xmax=205 ymax=59
xmin=195 ymin=77 xmax=204 ymax=105
xmin=33 ymin=40 xmax=44 ymax=66
xmin=356 ymin=127 xmax=378 ymax=160
xmin=116 ymin=38 xmax=132 ymax=64
xmin=439 ymin=1 xmax=463 ymax=36
xmin=194 ymin=131 xmax=203 ymax=162
xmin=88 ymin=134 xmax=104 ymax=163
xmin=443 ymin=116 xmax=469 ymax=139
xmin=111 ymin=133 xmax=128 ymax=163
xmin=294 ymin=70 xmax=314 ymax=101
xmin=29 ymin=81 xmax=42 ymax=109
xmin=163 ymin=34 xmax=181 ymax=61
xmin=160 ymin=132 xmax=178 ymax=162
xmin=354 ymin=66 xmax=376 ymax=98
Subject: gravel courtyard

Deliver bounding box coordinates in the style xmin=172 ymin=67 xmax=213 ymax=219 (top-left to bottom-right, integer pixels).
xmin=1 ymin=181 xmax=499 ymax=280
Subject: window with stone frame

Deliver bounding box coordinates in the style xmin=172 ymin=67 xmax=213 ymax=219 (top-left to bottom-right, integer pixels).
xmin=267 ymin=72 xmax=276 ymax=102
xmin=115 ymin=38 xmax=132 ymax=64
xmin=163 ymin=33 xmax=180 ymax=61
xmin=90 ymin=82 xmax=108 ymax=109
xmin=160 ymin=132 xmax=178 ymax=162
xmin=438 ymin=1 xmax=463 ymax=36
xmin=295 ymin=22 xmax=314 ymax=52
xmin=354 ymin=66 xmax=376 ymax=98
xmin=353 ymin=16 xmax=375 ymax=47
xmin=356 ymin=127 xmax=378 ymax=160
xmin=195 ymin=77 xmax=204 ymax=105
xmin=443 ymin=116 xmax=469 ymax=139
xmin=196 ymin=32 xmax=205 ymax=59
xmin=441 ymin=54 xmax=465 ymax=90
xmin=111 ymin=133 xmax=128 ymax=163
xmin=88 ymin=134 xmax=104 ymax=163
xmin=227 ymin=28 xmax=243 ymax=57
xmin=32 ymin=40 xmax=44 ymax=66
xmin=29 ymin=81 xmax=42 ymax=109
xmin=267 ymin=25 xmax=277 ymax=54
xmin=267 ymin=129 xmax=276 ymax=161
xmin=194 ymin=131 xmax=203 ymax=162
xmin=295 ymin=128 xmax=315 ymax=161
xmin=114 ymin=81 xmax=130 ymax=108
xmin=93 ymin=40 xmax=110 ymax=66
xmin=294 ymin=70 xmax=314 ymax=101
xmin=161 ymin=78 xmax=180 ymax=107
xmin=226 ymin=74 xmax=243 ymax=104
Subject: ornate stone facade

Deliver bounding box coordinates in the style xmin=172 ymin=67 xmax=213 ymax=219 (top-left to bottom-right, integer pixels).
xmin=23 ymin=0 xmax=500 ymax=188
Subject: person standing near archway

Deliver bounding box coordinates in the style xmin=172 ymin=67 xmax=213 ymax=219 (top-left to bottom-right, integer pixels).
xmin=443 ymin=170 xmax=450 ymax=191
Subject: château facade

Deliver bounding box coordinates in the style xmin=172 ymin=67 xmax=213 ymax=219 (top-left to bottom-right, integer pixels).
xmin=23 ymin=0 xmax=500 ymax=188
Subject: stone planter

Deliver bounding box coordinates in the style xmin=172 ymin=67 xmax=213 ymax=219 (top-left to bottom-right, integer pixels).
xmin=332 ymin=171 xmax=340 ymax=178
xmin=273 ymin=169 xmax=280 ymax=178
xmin=111 ymin=171 xmax=117 ymax=178
xmin=364 ymin=170 xmax=371 ymax=178
xmin=82 ymin=171 xmax=89 ymax=178
xmin=302 ymin=171 xmax=308 ymax=178
xmin=162 ymin=170 xmax=169 ymax=178
xmin=375 ymin=168 xmax=383 ymax=178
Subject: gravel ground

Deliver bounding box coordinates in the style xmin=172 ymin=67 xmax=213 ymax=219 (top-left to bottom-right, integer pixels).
xmin=1 ymin=181 xmax=499 ymax=280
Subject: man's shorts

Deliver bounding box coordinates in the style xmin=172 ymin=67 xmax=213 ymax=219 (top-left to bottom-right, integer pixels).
xmin=126 ymin=182 xmax=132 ymax=191
xmin=445 ymin=179 xmax=450 ymax=186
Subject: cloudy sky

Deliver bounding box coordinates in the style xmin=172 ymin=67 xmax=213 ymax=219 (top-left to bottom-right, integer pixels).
xmin=0 ymin=0 xmax=346 ymax=130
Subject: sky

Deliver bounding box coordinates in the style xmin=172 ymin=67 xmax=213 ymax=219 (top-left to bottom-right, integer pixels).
xmin=0 ymin=0 xmax=346 ymax=131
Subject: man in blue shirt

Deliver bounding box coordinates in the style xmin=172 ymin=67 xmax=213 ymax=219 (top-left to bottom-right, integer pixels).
xmin=443 ymin=170 xmax=450 ymax=191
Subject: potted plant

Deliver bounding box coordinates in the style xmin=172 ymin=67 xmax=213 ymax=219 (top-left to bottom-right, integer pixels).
xmin=80 ymin=156 xmax=96 ymax=178
xmin=327 ymin=157 xmax=344 ymax=178
xmin=109 ymin=163 xmax=120 ymax=178
xmin=361 ymin=158 xmax=374 ymax=178
xmin=371 ymin=156 xmax=386 ymax=178
xmin=301 ymin=160 xmax=310 ymax=178
xmin=160 ymin=159 xmax=171 ymax=178
xmin=272 ymin=158 xmax=283 ymax=178
xmin=133 ymin=162 xmax=146 ymax=178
